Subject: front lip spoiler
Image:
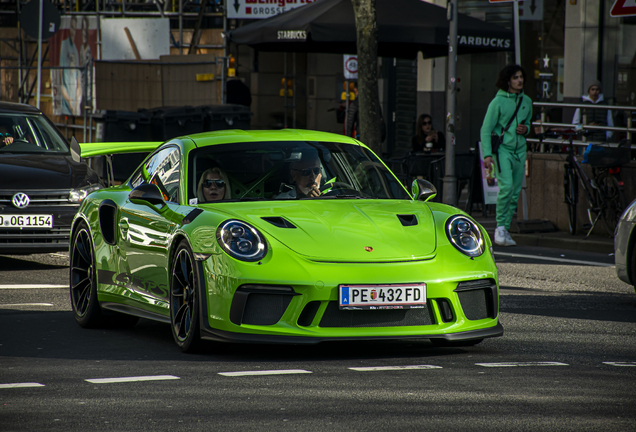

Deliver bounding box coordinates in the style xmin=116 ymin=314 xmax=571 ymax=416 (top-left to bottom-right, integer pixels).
xmin=199 ymin=322 xmax=504 ymax=345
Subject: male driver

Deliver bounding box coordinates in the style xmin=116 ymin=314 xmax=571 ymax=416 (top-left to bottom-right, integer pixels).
xmin=277 ymin=153 xmax=322 ymax=199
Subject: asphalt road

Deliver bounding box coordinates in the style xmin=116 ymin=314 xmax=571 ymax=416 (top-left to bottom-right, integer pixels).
xmin=1 ymin=246 xmax=634 ymax=431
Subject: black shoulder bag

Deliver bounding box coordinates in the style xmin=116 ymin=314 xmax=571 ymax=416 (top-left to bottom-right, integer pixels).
xmin=491 ymin=95 xmax=523 ymax=172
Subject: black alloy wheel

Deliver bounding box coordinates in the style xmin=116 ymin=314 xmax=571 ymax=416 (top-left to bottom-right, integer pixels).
xmin=70 ymin=222 xmax=104 ymax=327
xmin=170 ymin=240 xmax=203 ymax=352
xmin=564 ymin=166 xmax=578 ymax=235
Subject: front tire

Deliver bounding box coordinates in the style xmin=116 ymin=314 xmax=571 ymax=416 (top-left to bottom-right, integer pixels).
xmin=70 ymin=221 xmax=104 ymax=328
xmin=170 ymin=240 xmax=203 ymax=353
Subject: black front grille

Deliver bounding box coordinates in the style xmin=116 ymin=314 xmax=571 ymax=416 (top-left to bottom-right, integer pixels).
xmin=0 ymin=227 xmax=70 ymax=245
xmin=0 ymin=190 xmax=74 ymax=207
xmin=319 ymin=302 xmax=435 ymax=328
xmin=455 ymin=279 xmax=497 ymax=320
xmin=241 ymin=293 xmax=294 ymax=326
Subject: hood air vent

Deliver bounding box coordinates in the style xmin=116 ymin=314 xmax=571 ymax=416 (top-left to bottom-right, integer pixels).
xmin=397 ymin=214 xmax=418 ymax=226
xmin=261 ymin=217 xmax=296 ymax=229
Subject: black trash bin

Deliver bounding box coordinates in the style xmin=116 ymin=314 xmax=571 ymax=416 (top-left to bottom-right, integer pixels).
xmin=102 ymin=110 xmax=153 ymax=182
xmin=202 ymin=104 xmax=252 ymax=131
xmin=147 ymin=106 xmax=207 ymax=141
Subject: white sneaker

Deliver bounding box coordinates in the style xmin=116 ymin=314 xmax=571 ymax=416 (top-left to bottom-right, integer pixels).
xmin=494 ymin=226 xmax=516 ymax=246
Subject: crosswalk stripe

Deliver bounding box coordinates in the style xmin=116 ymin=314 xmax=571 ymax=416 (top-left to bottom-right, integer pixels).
xmin=0 ymin=383 xmax=45 ymax=388
xmin=476 ymin=362 xmax=569 ymax=367
xmin=219 ymin=369 xmax=312 ymax=377
xmin=349 ymin=365 xmax=442 ymax=371
xmin=85 ymin=375 xmax=180 ymax=384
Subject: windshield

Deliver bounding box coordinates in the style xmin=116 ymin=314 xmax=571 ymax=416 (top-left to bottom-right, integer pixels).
xmin=0 ymin=112 xmax=70 ymax=154
xmin=189 ymin=141 xmax=410 ymax=203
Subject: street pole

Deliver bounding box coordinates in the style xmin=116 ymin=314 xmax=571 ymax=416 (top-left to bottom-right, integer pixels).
xmin=513 ymin=0 xmax=521 ymax=65
xmin=443 ymin=0 xmax=458 ymax=206
xmin=36 ymin=0 xmax=43 ymax=109
xmin=512 ymin=0 xmax=528 ymax=220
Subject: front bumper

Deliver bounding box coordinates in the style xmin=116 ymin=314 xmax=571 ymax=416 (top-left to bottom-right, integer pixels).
xmin=196 ymin=247 xmax=502 ymax=344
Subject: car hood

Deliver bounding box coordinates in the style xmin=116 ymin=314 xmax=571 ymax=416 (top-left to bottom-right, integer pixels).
xmin=0 ymin=154 xmax=100 ymax=190
xmin=226 ymin=200 xmax=437 ymax=262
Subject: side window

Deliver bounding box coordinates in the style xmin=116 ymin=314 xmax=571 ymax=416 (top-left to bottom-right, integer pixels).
xmin=132 ymin=146 xmax=181 ymax=203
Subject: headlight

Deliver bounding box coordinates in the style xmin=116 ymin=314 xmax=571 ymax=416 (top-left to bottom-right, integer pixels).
xmin=69 ymin=184 xmax=103 ymax=203
xmin=216 ymin=220 xmax=267 ymax=262
xmin=445 ymin=215 xmax=485 ymax=258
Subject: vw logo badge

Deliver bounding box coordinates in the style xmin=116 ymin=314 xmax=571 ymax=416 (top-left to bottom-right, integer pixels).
xmin=12 ymin=192 xmax=30 ymax=209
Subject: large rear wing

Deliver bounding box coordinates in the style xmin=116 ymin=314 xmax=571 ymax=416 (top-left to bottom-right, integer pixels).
xmin=78 ymin=140 xmax=163 ymax=186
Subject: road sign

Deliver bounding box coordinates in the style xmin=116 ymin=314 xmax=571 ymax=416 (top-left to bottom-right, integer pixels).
xmin=227 ymin=0 xmax=314 ymax=19
xmin=343 ymin=55 xmax=358 ymax=80
xmin=519 ymin=0 xmax=543 ymax=21
xmin=19 ymin=0 xmax=60 ymax=40
xmin=610 ymin=0 xmax=636 ymax=17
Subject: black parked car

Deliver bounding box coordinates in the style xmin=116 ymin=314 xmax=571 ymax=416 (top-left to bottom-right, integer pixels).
xmin=0 ymin=102 xmax=103 ymax=255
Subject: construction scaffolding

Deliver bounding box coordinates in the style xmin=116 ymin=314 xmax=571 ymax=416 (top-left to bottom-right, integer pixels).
xmin=0 ymin=0 xmax=230 ymax=141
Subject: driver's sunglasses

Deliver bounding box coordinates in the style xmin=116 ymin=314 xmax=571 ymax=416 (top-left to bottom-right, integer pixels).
xmin=292 ymin=167 xmax=320 ymax=176
xmin=203 ymin=179 xmax=225 ymax=188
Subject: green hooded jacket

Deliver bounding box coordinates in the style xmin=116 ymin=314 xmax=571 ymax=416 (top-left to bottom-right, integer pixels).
xmin=480 ymin=89 xmax=533 ymax=159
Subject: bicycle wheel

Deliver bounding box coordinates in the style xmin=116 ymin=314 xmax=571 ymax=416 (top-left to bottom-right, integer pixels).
xmin=597 ymin=172 xmax=626 ymax=236
xmin=563 ymin=165 xmax=578 ymax=235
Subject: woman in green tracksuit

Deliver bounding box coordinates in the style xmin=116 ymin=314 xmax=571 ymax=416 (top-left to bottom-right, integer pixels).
xmin=480 ymin=64 xmax=533 ymax=247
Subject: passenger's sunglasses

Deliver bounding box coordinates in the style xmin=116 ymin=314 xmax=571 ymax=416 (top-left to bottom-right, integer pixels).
xmin=292 ymin=167 xmax=321 ymax=176
xmin=203 ymin=179 xmax=225 ymax=188
xmin=422 ymin=121 xmax=432 ymax=125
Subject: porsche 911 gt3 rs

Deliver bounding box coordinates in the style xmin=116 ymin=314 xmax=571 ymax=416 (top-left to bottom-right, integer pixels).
xmin=70 ymin=129 xmax=502 ymax=352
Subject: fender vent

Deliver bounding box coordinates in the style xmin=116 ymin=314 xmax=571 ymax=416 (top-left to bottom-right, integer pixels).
xmin=261 ymin=217 xmax=296 ymax=229
xmin=397 ymin=214 xmax=418 ymax=226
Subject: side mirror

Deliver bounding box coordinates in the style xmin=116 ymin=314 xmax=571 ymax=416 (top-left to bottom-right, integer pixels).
xmin=70 ymin=136 xmax=81 ymax=163
xmin=412 ymin=179 xmax=437 ymax=202
xmin=129 ymin=183 xmax=166 ymax=207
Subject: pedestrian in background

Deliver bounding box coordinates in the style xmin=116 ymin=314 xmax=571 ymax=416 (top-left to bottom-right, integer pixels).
xmin=571 ymin=80 xmax=613 ymax=142
xmin=412 ymin=114 xmax=445 ymax=153
xmin=345 ymin=81 xmax=386 ymax=142
xmin=480 ymin=64 xmax=533 ymax=247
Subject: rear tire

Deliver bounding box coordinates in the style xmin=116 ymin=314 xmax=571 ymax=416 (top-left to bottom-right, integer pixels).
xmin=564 ymin=166 xmax=578 ymax=235
xmin=170 ymin=240 xmax=204 ymax=353
xmin=597 ymin=172 xmax=625 ymax=236
xmin=70 ymin=222 xmax=104 ymax=328
xmin=70 ymin=221 xmax=140 ymax=329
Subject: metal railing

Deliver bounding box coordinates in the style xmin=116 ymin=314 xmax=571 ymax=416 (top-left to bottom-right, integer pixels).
xmin=528 ymin=102 xmax=636 ymax=151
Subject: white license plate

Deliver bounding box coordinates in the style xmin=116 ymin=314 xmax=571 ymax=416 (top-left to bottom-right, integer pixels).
xmin=0 ymin=214 xmax=53 ymax=228
xmin=339 ymin=283 xmax=426 ymax=310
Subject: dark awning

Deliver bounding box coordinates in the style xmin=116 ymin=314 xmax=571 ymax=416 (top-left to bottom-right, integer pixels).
xmin=228 ymin=0 xmax=513 ymax=59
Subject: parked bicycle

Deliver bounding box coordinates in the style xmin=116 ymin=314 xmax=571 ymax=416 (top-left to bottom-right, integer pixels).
xmin=539 ymin=130 xmax=630 ymax=236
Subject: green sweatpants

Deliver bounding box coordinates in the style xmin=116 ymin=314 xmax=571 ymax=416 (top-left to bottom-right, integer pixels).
xmin=494 ymin=149 xmax=525 ymax=231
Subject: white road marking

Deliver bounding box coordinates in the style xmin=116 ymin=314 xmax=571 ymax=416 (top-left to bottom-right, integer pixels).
xmin=85 ymin=375 xmax=180 ymax=384
xmin=494 ymin=251 xmax=613 ymax=267
xmin=476 ymin=362 xmax=569 ymax=367
xmin=349 ymin=365 xmax=442 ymax=371
xmin=0 ymin=285 xmax=68 ymax=289
xmin=0 ymin=303 xmax=54 ymax=307
xmin=0 ymin=383 xmax=45 ymax=389
xmin=219 ymin=369 xmax=312 ymax=377
xmin=602 ymin=362 xmax=636 ymax=367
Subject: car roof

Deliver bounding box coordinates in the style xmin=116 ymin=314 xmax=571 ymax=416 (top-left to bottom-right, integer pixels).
xmin=188 ymin=129 xmax=363 ymax=148
xmin=0 ymin=101 xmax=43 ymax=115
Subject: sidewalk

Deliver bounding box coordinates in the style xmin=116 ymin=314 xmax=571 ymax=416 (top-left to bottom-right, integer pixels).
xmin=472 ymin=214 xmax=615 ymax=255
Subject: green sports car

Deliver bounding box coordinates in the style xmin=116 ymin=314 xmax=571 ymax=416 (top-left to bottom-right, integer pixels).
xmin=70 ymin=129 xmax=502 ymax=352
